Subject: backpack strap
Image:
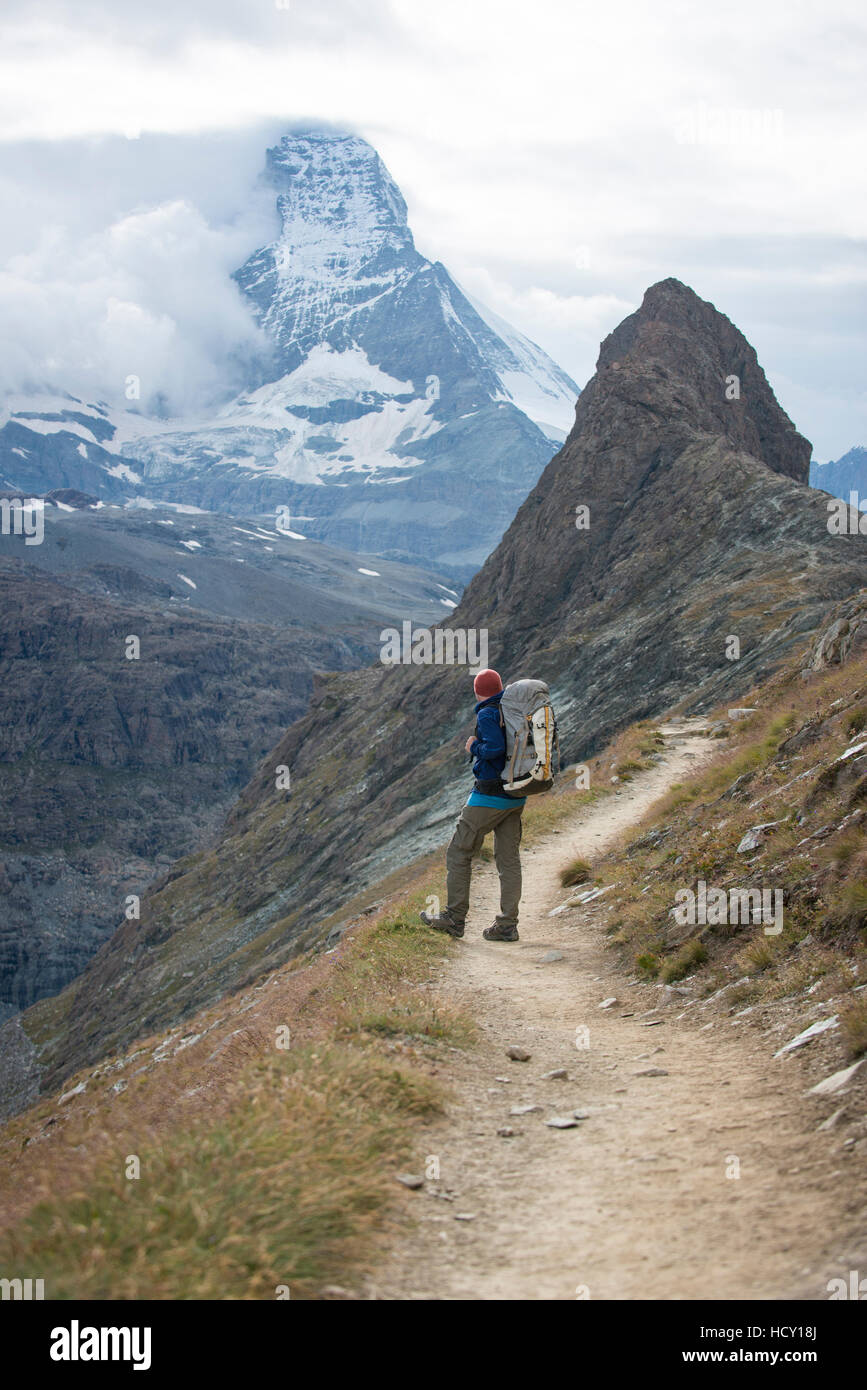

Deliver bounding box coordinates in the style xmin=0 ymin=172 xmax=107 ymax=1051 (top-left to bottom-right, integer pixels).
xmin=498 ymin=704 xmax=523 ymax=782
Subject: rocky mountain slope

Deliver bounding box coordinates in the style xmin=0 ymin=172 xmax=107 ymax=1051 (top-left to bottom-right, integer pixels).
xmin=0 ymin=492 xmax=459 ymax=629
xmin=3 ymin=277 xmax=865 ymax=1113
xmin=1 ymin=132 xmax=580 ymax=577
xmin=0 ymin=397 xmax=133 ymax=502
xmin=0 ymin=503 xmax=451 ymax=1026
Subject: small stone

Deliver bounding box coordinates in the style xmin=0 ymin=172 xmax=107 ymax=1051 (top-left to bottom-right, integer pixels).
xmin=395 ymin=1173 xmax=424 ymax=1190
xmin=570 ymin=886 xmax=613 ymax=906
xmin=454 ymin=1213 xmax=476 ymax=1221
xmin=506 ymin=1046 xmax=531 ymax=1062
xmin=816 ymin=1108 xmax=846 ymax=1132
xmin=774 ymin=1016 xmax=838 ymax=1058
xmin=541 ymin=1068 xmax=569 ymax=1080
xmin=572 ymin=1110 xmax=590 ymax=1120
xmin=808 ymin=1060 xmax=863 ymax=1095
xmin=737 ymin=829 xmax=762 ymax=853
xmin=633 ymin=1067 xmax=669 ymax=1077
xmin=599 ymin=997 xmax=619 ymax=1009
xmin=510 ymin=1103 xmax=543 ymax=1115
xmin=494 ymin=1076 xmax=512 ymax=1083
xmin=640 ymin=1020 xmax=665 ymax=1027
xmin=58 ymin=1081 xmax=87 ymax=1105
xmin=497 ymin=1127 xmax=516 ymax=1137
xmin=736 ymin=820 xmax=784 ymax=854
xmin=539 ymin=950 xmax=565 ymax=963
xmin=546 ymin=1116 xmax=579 ymax=1129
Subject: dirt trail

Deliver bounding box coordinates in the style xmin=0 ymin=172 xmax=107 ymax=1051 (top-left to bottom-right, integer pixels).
xmin=370 ymin=720 xmax=858 ymax=1301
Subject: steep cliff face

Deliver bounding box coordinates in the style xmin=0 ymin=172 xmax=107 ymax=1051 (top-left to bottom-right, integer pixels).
xmin=0 ymin=505 xmax=451 ymax=1026
xmin=0 ymin=562 xmax=349 ymax=1025
xmin=460 ymin=276 xmax=811 ymax=636
xmin=4 ymin=279 xmax=865 ymax=1114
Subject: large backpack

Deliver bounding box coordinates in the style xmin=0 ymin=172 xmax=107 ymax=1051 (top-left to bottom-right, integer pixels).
xmin=498 ymin=679 xmax=559 ymax=795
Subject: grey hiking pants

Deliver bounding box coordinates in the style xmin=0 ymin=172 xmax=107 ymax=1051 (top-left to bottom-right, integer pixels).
xmin=446 ymin=802 xmax=524 ymax=929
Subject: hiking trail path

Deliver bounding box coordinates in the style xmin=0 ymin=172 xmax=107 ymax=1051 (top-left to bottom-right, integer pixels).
xmin=368 ymin=718 xmax=863 ymax=1300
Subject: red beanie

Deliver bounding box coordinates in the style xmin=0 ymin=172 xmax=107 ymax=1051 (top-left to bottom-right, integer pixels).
xmin=473 ymin=668 xmax=503 ymax=698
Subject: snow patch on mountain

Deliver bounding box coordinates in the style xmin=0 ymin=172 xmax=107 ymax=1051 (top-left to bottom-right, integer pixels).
xmin=222 ymin=344 xmax=414 ymax=419
xmin=105 ymin=461 xmax=143 ymax=484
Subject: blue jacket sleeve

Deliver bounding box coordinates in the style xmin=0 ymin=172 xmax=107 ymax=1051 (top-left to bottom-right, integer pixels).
xmin=471 ymin=705 xmax=506 ymax=762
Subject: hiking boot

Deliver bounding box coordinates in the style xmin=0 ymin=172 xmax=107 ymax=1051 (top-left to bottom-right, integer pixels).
xmin=483 ymin=923 xmax=519 ymax=942
xmin=419 ymin=909 xmax=464 ymax=939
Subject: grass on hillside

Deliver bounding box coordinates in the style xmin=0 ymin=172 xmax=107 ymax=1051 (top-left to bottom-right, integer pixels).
xmin=592 ymin=651 xmax=867 ymax=1008
xmin=0 ymin=904 xmax=473 ymax=1300
xmin=1 ymin=1046 xmax=440 ymax=1300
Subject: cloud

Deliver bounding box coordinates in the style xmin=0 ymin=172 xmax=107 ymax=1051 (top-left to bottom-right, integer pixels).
xmin=455 ymin=267 xmax=633 ymax=386
xmin=1 ymin=0 xmax=406 ymax=53
xmin=0 ymin=192 xmax=275 ymax=413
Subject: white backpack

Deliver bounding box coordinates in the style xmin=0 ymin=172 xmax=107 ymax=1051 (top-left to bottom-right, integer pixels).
xmin=498 ymin=679 xmax=559 ymax=794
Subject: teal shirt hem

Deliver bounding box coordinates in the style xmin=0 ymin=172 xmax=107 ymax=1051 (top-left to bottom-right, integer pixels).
xmin=467 ymin=791 xmax=527 ymax=809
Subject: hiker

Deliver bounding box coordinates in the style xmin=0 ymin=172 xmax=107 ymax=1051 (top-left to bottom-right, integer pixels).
xmin=420 ymin=667 xmax=527 ymax=942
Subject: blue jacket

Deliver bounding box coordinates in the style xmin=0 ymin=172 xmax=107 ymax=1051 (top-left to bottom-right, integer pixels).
xmin=470 ymin=692 xmax=506 ymax=782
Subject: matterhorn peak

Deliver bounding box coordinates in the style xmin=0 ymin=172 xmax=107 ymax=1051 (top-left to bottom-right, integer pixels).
xmin=2 ymin=130 xmax=580 ymax=574
xmin=262 ymin=129 xmax=414 ymax=252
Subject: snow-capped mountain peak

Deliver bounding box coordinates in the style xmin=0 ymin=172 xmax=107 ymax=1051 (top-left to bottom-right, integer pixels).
xmin=1 ymin=130 xmax=582 ymax=574
xmin=234 ymin=130 xmax=579 ymax=436
xmin=266 ymin=131 xmax=413 ymax=253
xmin=236 ymin=132 xmax=422 ymax=372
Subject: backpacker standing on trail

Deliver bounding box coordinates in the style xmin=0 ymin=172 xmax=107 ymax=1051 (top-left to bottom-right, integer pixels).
xmin=420 ymin=667 xmax=557 ymax=943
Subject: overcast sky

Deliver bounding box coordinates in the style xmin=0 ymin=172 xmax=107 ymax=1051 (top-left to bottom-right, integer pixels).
xmin=1 ymin=0 xmax=865 ymax=458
